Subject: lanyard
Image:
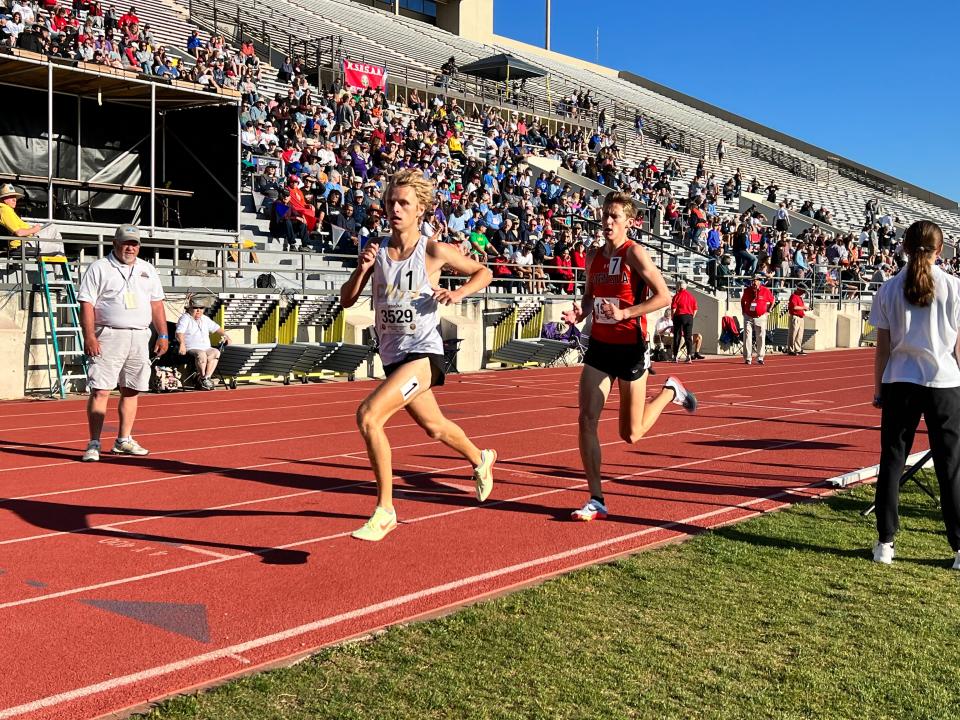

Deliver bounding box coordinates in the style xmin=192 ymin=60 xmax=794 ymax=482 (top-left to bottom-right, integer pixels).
xmin=109 ymin=253 xmax=136 ymax=290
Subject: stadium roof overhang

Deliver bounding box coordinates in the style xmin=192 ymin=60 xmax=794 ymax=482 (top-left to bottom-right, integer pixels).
xmin=0 ymin=50 xmax=239 ymax=109
xmin=458 ymin=53 xmax=547 ymax=82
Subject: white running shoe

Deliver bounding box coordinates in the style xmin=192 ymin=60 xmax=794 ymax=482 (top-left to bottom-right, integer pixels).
xmin=351 ymin=506 xmax=398 ymax=542
xmin=571 ymin=498 xmax=608 ymax=522
xmin=81 ymin=441 xmax=100 ymax=463
xmin=113 ymin=438 xmax=149 ymax=456
xmin=952 ymin=551 xmax=960 ymax=570
xmin=873 ymin=541 xmax=894 ymax=565
xmin=664 ymin=376 xmax=698 ymax=412
xmin=474 ymin=449 xmax=497 ymax=502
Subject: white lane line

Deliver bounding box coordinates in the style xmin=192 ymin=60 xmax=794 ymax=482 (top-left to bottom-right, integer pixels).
xmin=0 ymin=401 xmax=876 ymax=610
xmin=0 ymin=391 xmax=576 ymax=476
xmin=0 ymin=367 xmax=873 ymax=481
xmin=0 ymin=387 xmax=874 ymax=548
xmin=0 ymin=385 xmax=549 ymax=441
xmin=0 ymin=479 xmax=832 ymax=720
xmin=0 ymin=353 xmax=870 ymax=438
xmin=175 ymin=546 xmax=237 ymax=560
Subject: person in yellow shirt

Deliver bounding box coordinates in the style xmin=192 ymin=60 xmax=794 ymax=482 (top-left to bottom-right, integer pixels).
xmin=448 ymin=131 xmax=465 ymax=163
xmin=0 ymin=184 xmax=64 ymax=254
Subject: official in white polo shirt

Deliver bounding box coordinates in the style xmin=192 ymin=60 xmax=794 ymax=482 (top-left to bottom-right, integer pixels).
xmin=870 ymin=220 xmax=960 ymax=570
xmin=78 ymin=225 xmax=167 ymax=462
xmin=175 ymin=296 xmax=230 ymax=390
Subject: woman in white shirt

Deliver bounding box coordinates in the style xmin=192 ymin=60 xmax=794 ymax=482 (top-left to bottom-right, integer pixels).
xmin=869 ymin=220 xmax=960 ymax=569
xmin=175 ymin=298 xmax=230 ymax=390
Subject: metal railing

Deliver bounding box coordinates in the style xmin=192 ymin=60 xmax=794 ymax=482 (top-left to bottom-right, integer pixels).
xmin=186 ymin=0 xmax=599 ymax=129
xmin=736 ymin=135 xmax=820 ymax=183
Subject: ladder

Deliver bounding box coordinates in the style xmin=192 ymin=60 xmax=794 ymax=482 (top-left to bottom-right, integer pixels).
xmin=38 ymin=255 xmax=87 ymax=399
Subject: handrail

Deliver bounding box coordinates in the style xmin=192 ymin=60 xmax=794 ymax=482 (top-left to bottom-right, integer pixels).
xmin=185 ymin=0 xmax=598 ymax=129
xmin=736 ymin=134 xmax=819 ymax=183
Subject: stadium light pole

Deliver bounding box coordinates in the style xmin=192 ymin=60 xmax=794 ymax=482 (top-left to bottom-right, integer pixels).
xmin=545 ymin=0 xmax=551 ymax=50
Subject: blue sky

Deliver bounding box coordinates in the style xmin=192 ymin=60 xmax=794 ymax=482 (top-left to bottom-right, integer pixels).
xmin=493 ymin=0 xmax=960 ymax=205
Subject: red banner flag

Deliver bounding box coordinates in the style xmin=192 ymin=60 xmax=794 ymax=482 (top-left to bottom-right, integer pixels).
xmin=343 ymin=60 xmax=388 ymax=92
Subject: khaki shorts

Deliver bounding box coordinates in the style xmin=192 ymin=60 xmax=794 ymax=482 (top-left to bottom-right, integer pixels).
xmin=86 ymin=327 xmax=152 ymax=392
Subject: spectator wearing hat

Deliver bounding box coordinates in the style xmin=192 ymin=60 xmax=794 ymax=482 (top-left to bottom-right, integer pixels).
xmin=740 ymin=274 xmax=775 ymax=365
xmin=77 ymin=225 xmax=166 ymax=462
xmin=0 ymin=184 xmax=64 ymax=254
xmin=787 ymin=284 xmax=809 ymax=355
xmin=175 ymin=296 xmax=229 ymax=390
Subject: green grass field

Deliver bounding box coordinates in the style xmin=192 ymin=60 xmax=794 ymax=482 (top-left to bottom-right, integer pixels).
xmin=137 ymin=480 xmax=960 ymax=720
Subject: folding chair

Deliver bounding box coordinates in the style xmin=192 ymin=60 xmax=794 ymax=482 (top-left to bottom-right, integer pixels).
xmin=719 ymin=315 xmax=744 ymax=356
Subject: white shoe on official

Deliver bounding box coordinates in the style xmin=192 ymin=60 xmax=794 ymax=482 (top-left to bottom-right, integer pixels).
xmin=113 ymin=438 xmax=149 ymax=456
xmin=873 ymin=541 xmax=894 ymax=565
xmin=81 ymin=440 xmax=100 ymax=462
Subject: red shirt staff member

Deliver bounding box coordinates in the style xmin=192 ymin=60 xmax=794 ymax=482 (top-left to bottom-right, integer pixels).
xmin=787 ymin=284 xmax=809 ymax=356
xmin=78 ymin=225 xmax=167 ymax=462
xmin=670 ymin=280 xmax=702 ymax=362
xmin=740 ymin=275 xmax=775 ymax=365
xmin=562 ymin=192 xmax=697 ymax=523
xmin=870 ymin=220 xmax=960 ymax=569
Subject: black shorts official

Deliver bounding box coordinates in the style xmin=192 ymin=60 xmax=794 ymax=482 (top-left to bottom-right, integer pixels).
xmin=383 ymin=352 xmax=447 ymax=387
xmin=583 ymin=337 xmax=650 ymax=382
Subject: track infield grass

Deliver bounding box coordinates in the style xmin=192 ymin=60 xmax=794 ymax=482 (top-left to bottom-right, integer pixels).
xmin=136 ymin=480 xmax=960 ymax=720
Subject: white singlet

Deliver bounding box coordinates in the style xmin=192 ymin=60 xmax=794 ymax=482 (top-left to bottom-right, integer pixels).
xmin=372 ymin=235 xmax=443 ymax=365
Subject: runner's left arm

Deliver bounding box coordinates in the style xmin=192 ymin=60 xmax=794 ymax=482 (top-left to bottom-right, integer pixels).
xmin=600 ymin=243 xmax=670 ymax=322
xmin=428 ymin=241 xmax=492 ymax=305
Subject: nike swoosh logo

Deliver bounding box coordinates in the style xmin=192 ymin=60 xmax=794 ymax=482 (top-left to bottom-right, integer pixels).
xmin=379 ymin=521 xmax=395 ymax=531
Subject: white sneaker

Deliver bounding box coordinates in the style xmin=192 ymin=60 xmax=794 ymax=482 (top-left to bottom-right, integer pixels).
xmin=664 ymin=376 xmax=698 ymax=412
xmin=873 ymin=541 xmax=894 ymax=564
xmin=81 ymin=441 xmax=100 ymax=463
xmin=571 ymin=498 xmax=608 ymax=522
xmin=952 ymin=551 xmax=960 ymax=570
xmin=473 ymin=449 xmax=497 ymax=502
xmin=113 ymin=438 xmax=149 ymax=456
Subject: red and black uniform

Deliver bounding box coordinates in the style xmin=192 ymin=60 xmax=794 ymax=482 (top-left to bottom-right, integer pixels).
xmin=583 ymin=240 xmax=651 ymax=381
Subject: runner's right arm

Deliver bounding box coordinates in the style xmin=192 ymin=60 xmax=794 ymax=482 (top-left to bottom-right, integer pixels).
xmin=340 ymin=242 xmax=379 ymax=308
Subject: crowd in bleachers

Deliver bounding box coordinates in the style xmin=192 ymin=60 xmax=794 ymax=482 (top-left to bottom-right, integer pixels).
xmin=240 ymin=43 xmax=958 ymax=303
xmin=0 ymin=1 xmax=251 ymax=89
xmin=6 ymin=0 xmax=957 ymax=303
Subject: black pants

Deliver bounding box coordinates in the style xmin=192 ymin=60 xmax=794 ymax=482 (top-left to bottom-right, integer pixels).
xmin=673 ymin=314 xmax=694 ymax=359
xmin=876 ymin=382 xmax=960 ymax=551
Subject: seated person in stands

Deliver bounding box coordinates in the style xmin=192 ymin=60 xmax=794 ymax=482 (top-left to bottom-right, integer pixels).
xmin=0 ymin=184 xmax=64 ymax=254
xmin=270 ymin=189 xmax=310 ymax=251
xmin=654 ymin=308 xmax=703 ymax=360
xmin=255 ymin=164 xmax=281 ymax=212
xmin=175 ymin=297 xmax=230 ymax=391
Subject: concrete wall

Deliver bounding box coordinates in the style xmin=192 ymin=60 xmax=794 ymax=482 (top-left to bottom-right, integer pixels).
xmin=436 ymin=0 xmax=494 ymax=43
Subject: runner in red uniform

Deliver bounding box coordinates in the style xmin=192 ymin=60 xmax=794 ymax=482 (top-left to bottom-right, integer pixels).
xmin=562 ymin=192 xmax=698 ymax=521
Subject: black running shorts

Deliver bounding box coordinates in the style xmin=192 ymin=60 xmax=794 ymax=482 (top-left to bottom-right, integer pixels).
xmin=383 ymin=352 xmax=446 ymax=387
xmin=583 ymin=337 xmax=650 ymax=382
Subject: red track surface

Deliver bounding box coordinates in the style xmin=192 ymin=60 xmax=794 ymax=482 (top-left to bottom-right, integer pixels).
xmin=0 ymin=349 xmax=905 ymax=719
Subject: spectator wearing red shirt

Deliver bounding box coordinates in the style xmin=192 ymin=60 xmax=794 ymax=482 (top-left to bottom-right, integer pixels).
xmin=670 ymin=280 xmax=701 ymax=362
xmin=787 ymin=284 xmax=809 ymax=356
xmin=740 ymin=275 xmax=775 ymax=365
xmin=118 ymin=6 xmax=139 ymax=31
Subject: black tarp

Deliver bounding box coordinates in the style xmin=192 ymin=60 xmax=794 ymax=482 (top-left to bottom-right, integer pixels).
xmin=457 ymin=54 xmax=547 ymax=82
xmin=0 ymin=86 xmax=237 ymax=230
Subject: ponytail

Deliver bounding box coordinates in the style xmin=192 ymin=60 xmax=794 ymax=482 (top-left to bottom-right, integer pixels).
xmin=901 ymin=220 xmax=943 ymax=308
